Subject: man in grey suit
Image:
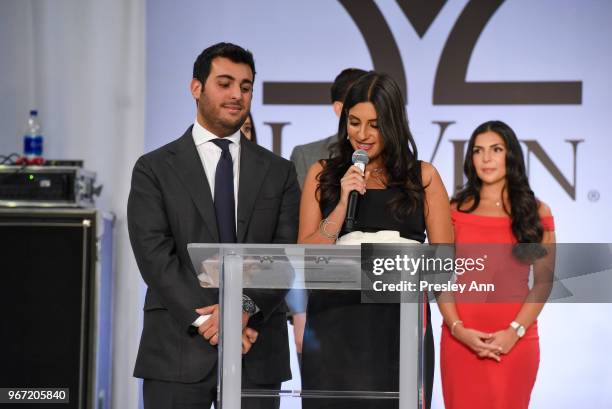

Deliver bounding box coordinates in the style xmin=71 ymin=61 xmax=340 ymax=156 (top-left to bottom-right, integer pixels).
xmin=128 ymin=42 xmax=300 ymax=409
xmin=287 ymin=68 xmax=366 ymax=360
xmin=290 ymin=68 xmax=367 ymax=188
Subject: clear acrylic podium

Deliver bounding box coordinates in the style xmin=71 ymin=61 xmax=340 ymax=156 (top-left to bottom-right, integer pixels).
xmin=188 ymin=243 xmax=425 ymax=409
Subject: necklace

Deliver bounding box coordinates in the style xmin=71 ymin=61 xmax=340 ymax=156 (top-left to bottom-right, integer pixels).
xmin=370 ymin=168 xmax=386 ymax=187
xmin=481 ymin=193 xmax=503 ymax=207
xmin=482 ymin=195 xmax=503 ymax=207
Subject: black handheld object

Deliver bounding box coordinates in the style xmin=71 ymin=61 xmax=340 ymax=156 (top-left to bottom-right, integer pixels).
xmin=344 ymin=149 xmax=369 ymax=232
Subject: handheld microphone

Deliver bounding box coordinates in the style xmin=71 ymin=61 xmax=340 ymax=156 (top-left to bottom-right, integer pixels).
xmin=345 ymin=150 xmax=369 ymax=232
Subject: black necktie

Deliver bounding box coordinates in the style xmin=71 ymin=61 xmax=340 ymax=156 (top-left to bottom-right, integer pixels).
xmin=211 ymin=139 xmax=237 ymax=243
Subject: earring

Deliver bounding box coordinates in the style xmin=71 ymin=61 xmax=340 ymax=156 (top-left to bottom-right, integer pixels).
xmin=346 ymin=135 xmax=350 ymax=140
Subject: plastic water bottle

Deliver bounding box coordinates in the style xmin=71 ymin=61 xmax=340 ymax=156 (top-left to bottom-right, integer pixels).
xmin=23 ymin=110 xmax=44 ymax=165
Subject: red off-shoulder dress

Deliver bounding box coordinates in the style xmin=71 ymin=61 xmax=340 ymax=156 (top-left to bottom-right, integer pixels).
xmin=440 ymin=210 xmax=555 ymax=409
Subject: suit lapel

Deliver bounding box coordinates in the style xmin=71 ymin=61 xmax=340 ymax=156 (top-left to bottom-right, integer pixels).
xmin=167 ymin=128 xmax=219 ymax=241
xmin=237 ymin=135 xmax=269 ymax=242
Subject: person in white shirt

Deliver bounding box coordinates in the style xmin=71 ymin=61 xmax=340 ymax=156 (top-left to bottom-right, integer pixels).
xmin=128 ymin=42 xmax=300 ymax=409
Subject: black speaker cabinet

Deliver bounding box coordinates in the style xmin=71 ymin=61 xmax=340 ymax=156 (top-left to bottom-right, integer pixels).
xmin=0 ymin=209 xmax=114 ymax=409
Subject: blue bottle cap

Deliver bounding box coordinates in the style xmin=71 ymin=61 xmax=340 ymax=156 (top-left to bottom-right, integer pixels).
xmin=30 ymin=109 xmax=38 ymax=116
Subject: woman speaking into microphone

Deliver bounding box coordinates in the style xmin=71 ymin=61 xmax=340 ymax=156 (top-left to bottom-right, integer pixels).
xmin=297 ymin=71 xmax=453 ymax=409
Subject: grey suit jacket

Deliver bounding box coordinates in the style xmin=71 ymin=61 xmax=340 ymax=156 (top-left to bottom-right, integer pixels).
xmin=289 ymin=135 xmax=336 ymax=189
xmin=128 ymin=126 xmax=300 ymax=384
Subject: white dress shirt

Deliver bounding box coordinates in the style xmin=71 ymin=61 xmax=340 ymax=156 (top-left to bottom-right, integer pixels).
xmin=192 ymin=119 xmax=241 ymax=226
xmin=191 ymin=120 xmax=242 ymax=328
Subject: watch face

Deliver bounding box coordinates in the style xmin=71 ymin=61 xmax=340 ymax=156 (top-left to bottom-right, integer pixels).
xmin=517 ymin=326 xmax=526 ymax=337
xmin=242 ymin=298 xmax=256 ymax=315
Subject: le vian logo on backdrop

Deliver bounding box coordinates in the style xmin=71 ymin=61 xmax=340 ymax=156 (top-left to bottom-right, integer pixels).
xmin=260 ymin=0 xmax=584 ymax=200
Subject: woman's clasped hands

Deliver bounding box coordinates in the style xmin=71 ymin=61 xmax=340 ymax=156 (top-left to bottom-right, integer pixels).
xmin=453 ymin=323 xmax=519 ymax=362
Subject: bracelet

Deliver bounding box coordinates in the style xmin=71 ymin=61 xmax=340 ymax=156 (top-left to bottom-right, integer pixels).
xmin=450 ymin=320 xmax=463 ymax=336
xmin=319 ymin=218 xmax=340 ymax=240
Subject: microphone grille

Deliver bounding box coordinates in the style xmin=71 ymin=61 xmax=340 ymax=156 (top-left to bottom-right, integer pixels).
xmin=352 ymin=149 xmax=369 ymax=166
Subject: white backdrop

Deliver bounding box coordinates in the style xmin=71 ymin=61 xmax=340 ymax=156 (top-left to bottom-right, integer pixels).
xmin=146 ymin=0 xmax=611 ymax=243
xmin=145 ymin=1 xmax=612 ymax=408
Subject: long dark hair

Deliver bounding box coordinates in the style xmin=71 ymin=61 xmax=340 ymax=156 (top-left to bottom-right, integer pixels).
xmin=317 ymin=72 xmax=422 ymax=220
xmin=453 ymin=121 xmax=544 ymax=257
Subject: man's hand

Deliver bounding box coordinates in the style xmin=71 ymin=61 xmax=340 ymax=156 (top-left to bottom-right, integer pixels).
xmin=196 ymin=304 xmax=220 ymax=345
xmin=196 ymin=305 xmax=251 ymax=346
xmin=242 ymin=327 xmax=259 ymax=354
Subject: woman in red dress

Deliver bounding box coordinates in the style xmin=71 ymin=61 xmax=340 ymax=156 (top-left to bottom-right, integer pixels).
xmin=438 ymin=120 xmax=556 ymax=409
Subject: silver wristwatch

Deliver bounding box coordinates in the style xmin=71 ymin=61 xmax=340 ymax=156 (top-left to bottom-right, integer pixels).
xmin=242 ymin=294 xmax=258 ymax=316
xmin=510 ymin=321 xmax=526 ymax=338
